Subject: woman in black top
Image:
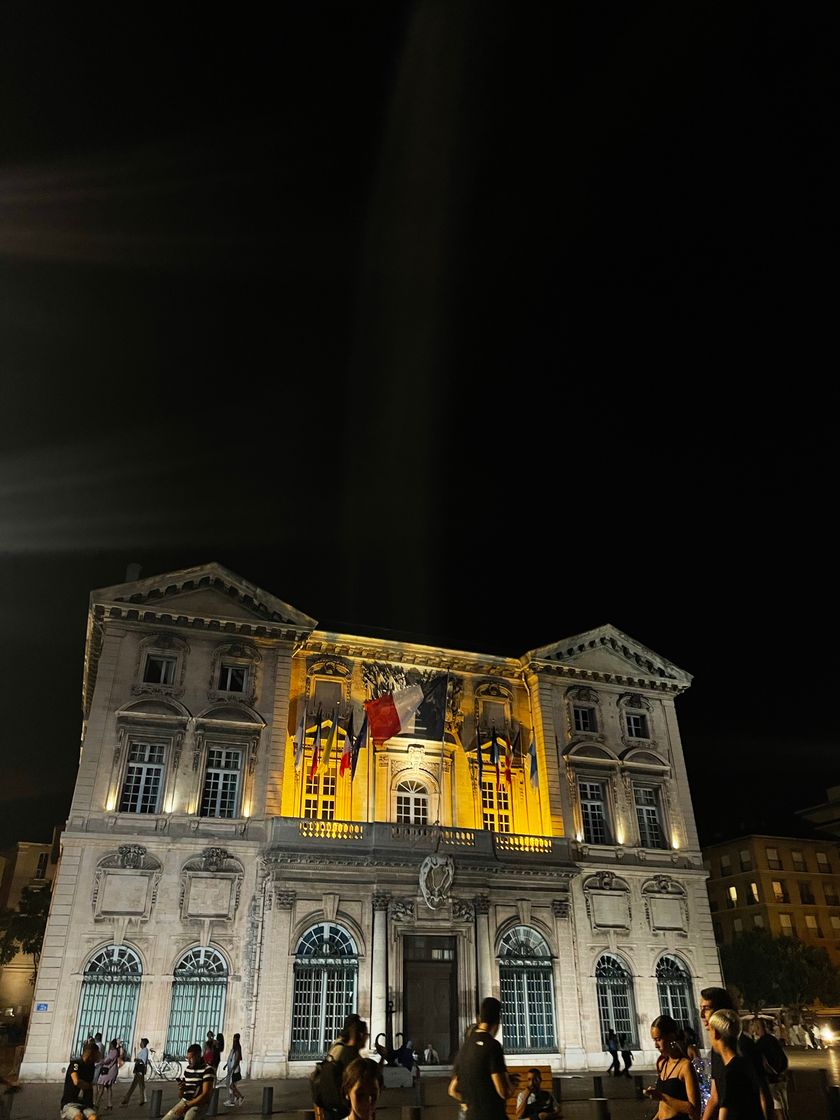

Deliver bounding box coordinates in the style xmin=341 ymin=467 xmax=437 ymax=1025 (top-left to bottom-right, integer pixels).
xmin=644 ymin=1014 xmax=700 ymax=1119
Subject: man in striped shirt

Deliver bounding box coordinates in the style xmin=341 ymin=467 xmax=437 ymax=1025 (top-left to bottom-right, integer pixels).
xmin=162 ymin=1044 xmax=216 ymax=1119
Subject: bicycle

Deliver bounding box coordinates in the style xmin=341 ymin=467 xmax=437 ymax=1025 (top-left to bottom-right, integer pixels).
xmin=146 ymin=1048 xmax=184 ymax=1080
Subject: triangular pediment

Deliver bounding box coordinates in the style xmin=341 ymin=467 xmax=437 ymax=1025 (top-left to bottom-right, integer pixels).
xmin=524 ymin=624 xmax=691 ymax=686
xmin=92 ymin=562 xmax=318 ymax=630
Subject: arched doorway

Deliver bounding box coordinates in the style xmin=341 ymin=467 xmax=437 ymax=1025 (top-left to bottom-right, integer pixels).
xmin=291 ymin=922 xmax=358 ymax=1059
xmin=73 ymin=945 xmax=142 ymax=1055
xmin=165 ymin=946 xmax=228 ymax=1058
xmin=498 ymin=926 xmax=557 ymax=1052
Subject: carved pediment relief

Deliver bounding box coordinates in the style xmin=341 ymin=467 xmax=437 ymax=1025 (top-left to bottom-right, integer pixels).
xmin=642 ymin=875 xmax=689 ymax=934
xmin=583 ymin=871 xmax=631 ymax=931
xmin=180 ymin=848 xmax=245 ymax=921
xmin=93 ymin=846 xmax=162 ymax=922
xmin=525 ymin=624 xmax=692 ymax=688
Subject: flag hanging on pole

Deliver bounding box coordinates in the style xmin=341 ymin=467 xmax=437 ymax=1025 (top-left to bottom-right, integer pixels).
xmin=528 ymin=732 xmax=539 ymax=789
xmin=364 ymin=682 xmax=424 ymax=747
xmin=350 ymin=713 xmax=367 ymax=780
xmin=415 ymin=674 xmax=448 ymax=740
xmin=490 ymin=726 xmax=501 ymax=783
xmin=474 ymin=728 xmax=484 ymax=785
xmin=340 ymin=711 xmax=354 ymax=777
xmin=321 ymin=709 xmax=339 ymax=771
xmin=293 ymin=704 xmax=307 ymax=771
xmin=308 ymin=709 xmax=323 ymax=780
xmin=505 ymin=729 xmax=518 ymax=787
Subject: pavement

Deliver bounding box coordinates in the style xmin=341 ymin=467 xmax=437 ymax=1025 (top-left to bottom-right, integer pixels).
xmin=2 ymin=1048 xmax=839 ymax=1119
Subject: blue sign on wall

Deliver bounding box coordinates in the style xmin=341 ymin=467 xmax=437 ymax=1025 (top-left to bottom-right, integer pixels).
xmin=35 ymin=1002 xmax=48 ymax=1012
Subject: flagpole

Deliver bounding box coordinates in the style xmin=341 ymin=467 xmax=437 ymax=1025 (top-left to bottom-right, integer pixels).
xmin=520 ymin=672 xmax=541 ymax=834
xmin=298 ymin=699 xmax=307 ymax=821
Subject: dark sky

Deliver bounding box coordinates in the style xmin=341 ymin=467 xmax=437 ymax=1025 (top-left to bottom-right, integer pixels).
xmin=2 ymin=3 xmax=838 ymax=850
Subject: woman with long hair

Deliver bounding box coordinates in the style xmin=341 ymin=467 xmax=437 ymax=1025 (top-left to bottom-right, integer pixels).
xmin=643 ymin=1015 xmax=700 ymax=1119
xmin=341 ymin=1057 xmax=383 ymax=1120
xmin=94 ymin=1037 xmax=121 ymax=1112
xmin=223 ymin=1032 xmax=244 ymax=1107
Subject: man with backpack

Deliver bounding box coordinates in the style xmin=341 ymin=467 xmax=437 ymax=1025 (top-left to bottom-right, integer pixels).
xmin=311 ymin=1014 xmax=370 ymax=1120
xmin=752 ymin=1018 xmax=789 ymax=1120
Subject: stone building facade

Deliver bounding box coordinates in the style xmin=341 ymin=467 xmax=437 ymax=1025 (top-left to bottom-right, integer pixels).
xmin=20 ymin=563 xmax=720 ymax=1079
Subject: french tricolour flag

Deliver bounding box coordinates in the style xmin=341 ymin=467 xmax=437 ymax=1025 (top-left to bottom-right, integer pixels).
xmin=364 ymin=683 xmax=424 ymax=747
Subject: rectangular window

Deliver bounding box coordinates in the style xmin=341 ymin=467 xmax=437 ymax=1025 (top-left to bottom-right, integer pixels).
xmin=805 ymin=914 xmax=823 ymax=938
xmin=733 ymin=917 xmax=744 ymax=933
xmin=625 ymin=712 xmax=649 ymax=739
xmin=304 ymin=770 xmax=336 ymax=820
xmin=739 ymin=849 xmax=752 ymax=872
xmin=313 ymin=679 xmax=343 ymax=714
xmin=799 ymin=881 xmax=816 ymax=905
xmin=825 ymin=883 xmax=839 ymax=906
xmin=817 ymin=852 xmax=831 ymax=873
xmin=831 ymin=916 xmax=840 ymax=933
xmin=579 ymin=780 xmax=610 ymax=845
xmin=749 ymin=882 xmax=760 ymax=905
xmin=481 ymin=780 xmax=511 ymax=833
xmin=772 ymin=880 xmax=789 ymax=903
xmin=217 ymin=663 xmax=247 ymax=693
xmin=727 ymin=885 xmax=738 ymax=909
xmin=753 ymin=914 xmax=764 ymax=928
xmin=779 ymin=913 xmax=794 ymax=935
xmin=143 ymin=654 xmax=176 ymax=685
xmin=119 ymin=741 xmax=165 ymax=813
xmin=200 ymin=747 xmax=243 ymax=817
xmin=34 ymin=852 xmax=49 ymax=880
xmin=720 ymin=854 xmax=732 ymax=875
xmin=634 ymin=785 xmax=665 ymax=849
xmin=791 ymin=850 xmax=806 ymax=872
xmin=572 ymin=705 xmax=597 ymax=733
xmin=766 ymin=847 xmax=782 ymax=870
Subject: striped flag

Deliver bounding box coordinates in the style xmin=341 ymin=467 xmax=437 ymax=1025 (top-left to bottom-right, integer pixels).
xmin=340 ymin=711 xmax=354 ymax=777
xmin=351 ymin=713 xmax=368 ymax=780
xmin=293 ymin=704 xmax=307 ymax=771
xmin=308 ymin=709 xmax=323 ymax=780
xmin=528 ymin=733 xmax=539 ymax=789
xmin=321 ymin=709 xmax=339 ymax=771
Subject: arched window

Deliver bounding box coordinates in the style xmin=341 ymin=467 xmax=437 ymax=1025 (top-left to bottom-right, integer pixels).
xmin=74 ymin=945 xmax=142 ymax=1055
xmin=396 ymin=780 xmax=428 ymax=825
xmin=498 ymin=926 xmax=556 ymax=1053
xmin=595 ymin=954 xmax=638 ymax=1048
xmin=166 ymin=947 xmax=228 ymax=1058
xmin=291 ymin=923 xmax=358 ymax=1059
xmin=656 ymin=955 xmax=694 ymax=1033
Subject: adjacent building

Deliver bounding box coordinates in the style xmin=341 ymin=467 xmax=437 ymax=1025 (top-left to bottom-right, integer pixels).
xmin=20 ymin=563 xmax=720 ymax=1079
xmin=703 ymin=835 xmax=840 ymax=966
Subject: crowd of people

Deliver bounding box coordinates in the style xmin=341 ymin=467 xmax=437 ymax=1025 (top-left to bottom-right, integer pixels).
xmin=57 ymin=983 xmax=801 ymax=1120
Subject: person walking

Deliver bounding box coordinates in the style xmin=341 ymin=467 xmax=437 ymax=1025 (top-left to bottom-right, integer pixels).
xmin=222 ymin=1032 xmax=244 ymax=1107
xmin=619 ymin=1034 xmax=633 ymax=1078
xmin=699 ymin=987 xmax=772 ymax=1120
xmin=643 ymin=1014 xmax=700 ymax=1119
xmin=161 ymin=1043 xmax=215 ymax=1120
xmin=448 ymin=996 xmax=513 ymax=1120
xmin=120 ymin=1037 xmax=149 ymax=1107
xmin=751 ymin=1018 xmax=789 ymax=1120
xmin=94 ymin=1039 xmax=121 ymax=1112
xmin=707 ymin=1010 xmax=763 ymax=1120
xmin=605 ymin=1028 xmax=621 ymax=1076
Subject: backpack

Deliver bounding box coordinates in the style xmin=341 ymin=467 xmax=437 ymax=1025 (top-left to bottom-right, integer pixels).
xmin=310 ymin=1053 xmax=344 ymax=1112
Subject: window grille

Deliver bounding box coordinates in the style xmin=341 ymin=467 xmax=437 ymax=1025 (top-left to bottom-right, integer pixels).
xmin=634 ymin=786 xmax=664 ymax=848
xmin=119 ymin=742 xmax=165 ymax=813
xmin=396 ymin=780 xmax=428 ymax=824
xmin=304 ymin=770 xmax=336 ymax=820
xmin=200 ymin=747 xmax=242 ymax=818
xmin=481 ymin=780 xmax=511 ymax=833
xmin=165 ymin=947 xmax=228 ymax=1058
xmin=498 ymin=927 xmax=556 ymax=1053
xmin=290 ymin=923 xmax=358 ymax=1059
xmin=73 ymin=945 xmax=142 ymax=1056
xmin=595 ymin=954 xmax=638 ymax=1048
xmin=656 ymin=955 xmax=694 ymax=1034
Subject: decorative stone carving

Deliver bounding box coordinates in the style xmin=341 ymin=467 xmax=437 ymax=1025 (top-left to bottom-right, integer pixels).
xmin=642 ymin=875 xmax=689 ymax=934
xmin=551 ymin=898 xmax=569 ymax=919
xmin=408 ymin=746 xmax=425 ymax=770
xmin=180 ymin=849 xmax=245 ymax=921
xmin=372 ymin=893 xmax=391 ymax=912
xmin=474 ymin=895 xmax=490 ymax=915
xmin=583 ymin=872 xmax=631 ymax=931
xmin=92 ymin=848 xmax=162 ymax=922
xmin=516 ymin=899 xmax=532 ymax=926
xmin=322 ymin=893 xmax=339 ymax=922
xmin=390 ymin=898 xmax=415 ymax=922
xmin=452 ymin=899 xmax=474 ymax=922
xmin=419 ymin=854 xmax=455 ymax=911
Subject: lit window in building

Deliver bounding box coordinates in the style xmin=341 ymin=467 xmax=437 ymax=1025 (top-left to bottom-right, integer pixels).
xmin=766 ymin=847 xmax=782 ymax=870
xmin=634 ymin=785 xmax=665 ymax=849
xmin=727 ymin=886 xmax=738 ymax=909
xmin=35 ymin=852 xmax=49 ymax=880
xmin=791 ymin=850 xmax=806 ymax=872
xmin=481 ymin=780 xmax=511 ymax=833
xmin=579 ymin=781 xmax=610 ymax=845
xmin=772 ymin=880 xmax=788 ymax=903
xmin=572 ymin=705 xmax=597 ymax=733
xmin=200 ymin=747 xmax=243 ymax=818
xmin=749 ymin=882 xmax=760 ymax=904
xmin=119 ymin=741 xmax=165 ymax=813
xmin=830 ymin=916 xmax=840 ymax=934
xmin=304 ymin=770 xmax=336 ymax=820
xmin=396 ymin=780 xmax=428 ymax=825
xmin=779 ymin=914 xmax=794 ymax=935
xmin=805 ymin=914 xmax=823 ymax=938
xmin=817 ymin=851 xmax=831 ymax=873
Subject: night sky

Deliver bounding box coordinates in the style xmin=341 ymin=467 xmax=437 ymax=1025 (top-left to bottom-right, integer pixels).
xmin=2 ymin=3 xmax=838 ymax=850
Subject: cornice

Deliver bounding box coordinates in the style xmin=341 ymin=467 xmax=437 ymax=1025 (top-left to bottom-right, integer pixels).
xmin=524 ymin=661 xmax=686 ymax=695
xmin=95 ymin=602 xmax=308 ymax=644
xmin=304 ymin=633 xmax=521 ymax=679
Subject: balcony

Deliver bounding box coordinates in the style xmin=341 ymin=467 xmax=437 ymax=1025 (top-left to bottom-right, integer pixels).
xmin=267 ymin=818 xmax=571 ymax=866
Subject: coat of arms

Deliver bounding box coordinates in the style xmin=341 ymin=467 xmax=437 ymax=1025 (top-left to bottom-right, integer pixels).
xmin=419 ymin=853 xmax=455 ymax=910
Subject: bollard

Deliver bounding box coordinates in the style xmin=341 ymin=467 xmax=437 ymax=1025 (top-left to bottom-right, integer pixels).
xmin=552 ymin=1075 xmax=562 ymax=1102
xmin=149 ymin=1087 xmax=163 ymax=1117
xmin=593 ymin=1075 xmax=604 ymax=1097
xmin=261 ymin=1085 xmax=274 ymax=1115
xmin=634 ymin=1074 xmax=645 ymax=1100
xmin=589 ymin=1098 xmax=610 ymax=1120
xmin=826 ymin=1085 xmax=840 ymax=1120
xmin=206 ymin=1086 xmax=220 ymax=1115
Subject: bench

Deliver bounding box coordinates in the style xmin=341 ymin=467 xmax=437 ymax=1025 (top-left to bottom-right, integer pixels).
xmin=506 ymin=1064 xmax=556 ymax=1119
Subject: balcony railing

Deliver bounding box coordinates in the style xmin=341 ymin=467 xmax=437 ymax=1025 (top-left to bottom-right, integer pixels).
xmin=268 ymin=818 xmax=570 ymax=863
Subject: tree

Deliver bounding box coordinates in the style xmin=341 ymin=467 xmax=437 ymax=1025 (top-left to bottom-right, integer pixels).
xmin=0 ymin=883 xmax=52 ymax=984
xmin=721 ymin=928 xmax=840 ymax=1016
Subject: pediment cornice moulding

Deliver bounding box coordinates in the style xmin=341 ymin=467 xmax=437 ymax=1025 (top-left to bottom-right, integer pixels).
xmin=303 ymin=635 xmax=521 ymax=679
xmin=95 ymin=602 xmax=308 ymax=644
xmin=525 ymin=661 xmax=685 ymax=695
